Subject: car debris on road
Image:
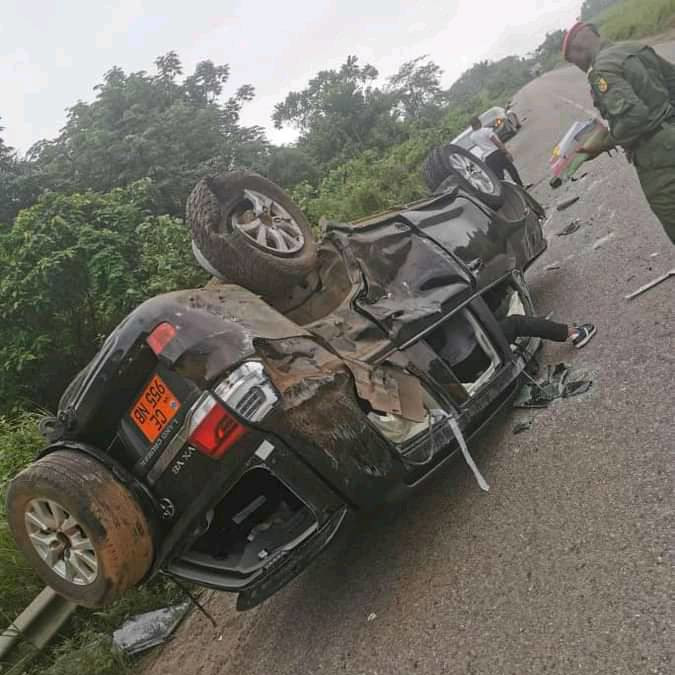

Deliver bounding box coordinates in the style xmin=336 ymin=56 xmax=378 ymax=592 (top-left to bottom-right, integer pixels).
xmin=112 ymin=602 xmax=191 ymax=656
xmin=512 ymin=420 xmax=533 ymax=435
xmin=592 ymin=233 xmax=615 ymax=250
xmin=557 ymin=220 xmax=583 ymax=236
xmin=556 ymin=196 xmax=580 ymax=211
xmin=625 ymin=268 xmax=675 ymax=300
xmin=514 ymin=363 xmax=593 ymax=409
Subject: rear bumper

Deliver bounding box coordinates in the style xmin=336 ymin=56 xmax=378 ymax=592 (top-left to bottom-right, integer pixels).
xmin=237 ymin=506 xmax=348 ymax=610
xmin=168 ymin=505 xmax=348 ymax=610
xmin=163 ymin=430 xmax=348 ymax=607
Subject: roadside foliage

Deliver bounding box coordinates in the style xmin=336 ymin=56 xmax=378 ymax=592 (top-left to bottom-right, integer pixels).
xmin=0 ymin=1 xmax=671 ymax=672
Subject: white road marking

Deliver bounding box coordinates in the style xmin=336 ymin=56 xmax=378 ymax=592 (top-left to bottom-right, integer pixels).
xmin=556 ymin=95 xmax=598 ymax=119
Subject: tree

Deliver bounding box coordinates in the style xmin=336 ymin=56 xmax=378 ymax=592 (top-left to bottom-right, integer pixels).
xmin=386 ymin=56 xmax=446 ymax=121
xmin=580 ymin=0 xmax=622 ymax=21
xmin=447 ymin=56 xmax=532 ymax=108
xmin=27 ymin=54 xmax=268 ymax=216
xmin=536 ymin=30 xmax=565 ymax=59
xmin=273 ymin=56 xmax=405 ymax=168
xmin=0 ymin=121 xmax=39 ymax=227
xmin=265 ymin=146 xmax=319 ymax=188
xmin=533 ymin=29 xmax=566 ymax=72
xmin=0 ymin=180 xmax=206 ymax=412
xmin=0 ymin=123 xmax=18 ymax=225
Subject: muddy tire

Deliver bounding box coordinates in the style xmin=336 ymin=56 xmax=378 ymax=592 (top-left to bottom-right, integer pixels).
xmin=6 ymin=451 xmax=153 ymax=607
xmin=426 ymin=144 xmax=504 ymax=209
xmin=187 ymin=172 xmax=317 ymax=299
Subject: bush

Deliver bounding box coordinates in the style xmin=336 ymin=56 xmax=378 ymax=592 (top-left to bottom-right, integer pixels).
xmin=292 ymin=94 xmax=503 ymax=224
xmin=599 ymin=0 xmax=675 ymax=40
xmin=0 ymin=180 xmax=206 ymax=413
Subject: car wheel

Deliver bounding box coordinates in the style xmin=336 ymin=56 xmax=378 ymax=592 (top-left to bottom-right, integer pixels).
xmin=507 ymin=112 xmax=521 ymax=130
xmin=430 ymin=144 xmax=505 ymax=209
xmin=6 ymin=451 xmax=154 ymax=608
xmin=187 ymin=172 xmax=318 ymax=299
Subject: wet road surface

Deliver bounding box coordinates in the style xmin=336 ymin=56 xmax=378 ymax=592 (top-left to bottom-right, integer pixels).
xmin=144 ymin=46 xmax=675 ymax=675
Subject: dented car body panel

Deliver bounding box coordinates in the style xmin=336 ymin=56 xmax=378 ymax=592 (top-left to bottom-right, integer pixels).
xmin=43 ymin=184 xmax=547 ymax=609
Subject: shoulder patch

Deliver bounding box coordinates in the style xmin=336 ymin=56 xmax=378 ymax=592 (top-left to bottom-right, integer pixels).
xmin=595 ymin=77 xmax=609 ymax=94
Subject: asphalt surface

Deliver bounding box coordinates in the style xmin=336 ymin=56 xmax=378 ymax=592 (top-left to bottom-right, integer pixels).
xmin=144 ymin=48 xmax=675 ymax=675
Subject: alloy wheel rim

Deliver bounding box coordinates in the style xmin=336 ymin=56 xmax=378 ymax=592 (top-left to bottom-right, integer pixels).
xmin=25 ymin=499 xmax=98 ymax=586
xmin=448 ymin=153 xmax=496 ymax=195
xmin=230 ymin=189 xmax=305 ymax=256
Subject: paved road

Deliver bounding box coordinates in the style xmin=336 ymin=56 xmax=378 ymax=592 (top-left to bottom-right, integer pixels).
xmin=145 ymin=48 xmax=674 ymax=675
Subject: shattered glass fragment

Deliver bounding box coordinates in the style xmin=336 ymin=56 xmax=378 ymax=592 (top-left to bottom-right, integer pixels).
xmin=513 ymin=420 xmax=533 ymax=435
xmin=514 ymin=363 xmax=592 ymax=409
xmin=557 ymin=220 xmax=582 ymax=237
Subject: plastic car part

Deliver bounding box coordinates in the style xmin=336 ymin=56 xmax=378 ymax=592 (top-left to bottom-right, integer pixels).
xmin=367 ymin=389 xmax=444 ymax=445
xmin=448 ymin=415 xmax=489 ymax=492
xmin=187 ymin=394 xmax=247 ymax=459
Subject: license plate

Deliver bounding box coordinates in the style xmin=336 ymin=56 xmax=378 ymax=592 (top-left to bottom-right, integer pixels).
xmin=131 ymin=374 xmax=181 ymax=443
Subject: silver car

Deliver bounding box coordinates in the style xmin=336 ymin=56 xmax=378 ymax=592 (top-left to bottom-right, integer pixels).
xmin=452 ymin=106 xmax=522 ymax=160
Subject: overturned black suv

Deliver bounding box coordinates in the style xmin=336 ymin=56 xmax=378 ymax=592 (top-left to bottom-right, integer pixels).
xmin=7 ymin=150 xmax=547 ymax=610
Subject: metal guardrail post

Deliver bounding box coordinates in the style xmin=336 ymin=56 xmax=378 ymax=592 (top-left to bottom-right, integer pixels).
xmin=0 ymin=587 xmax=76 ymax=673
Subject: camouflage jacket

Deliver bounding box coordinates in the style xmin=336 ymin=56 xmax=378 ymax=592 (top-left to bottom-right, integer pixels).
xmin=588 ymin=42 xmax=675 ymax=148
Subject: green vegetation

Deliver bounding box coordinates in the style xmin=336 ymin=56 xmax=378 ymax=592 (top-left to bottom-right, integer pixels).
xmin=0 ymin=407 xmax=186 ymax=675
xmin=0 ymin=414 xmax=44 ymax=617
xmin=1 ymin=0 xmax=674 ymax=672
xmin=599 ymin=0 xmax=675 ymax=40
xmin=581 ymin=0 xmax=623 ymax=21
xmin=0 ymin=181 xmax=206 ymax=412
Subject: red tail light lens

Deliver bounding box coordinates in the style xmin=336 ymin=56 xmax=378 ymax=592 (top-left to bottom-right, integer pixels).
xmin=188 ymin=395 xmax=247 ymax=459
xmin=147 ymin=322 xmax=176 ymax=355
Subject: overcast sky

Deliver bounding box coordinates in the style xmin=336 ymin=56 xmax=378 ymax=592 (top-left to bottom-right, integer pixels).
xmin=1 ymin=0 xmax=580 ymax=153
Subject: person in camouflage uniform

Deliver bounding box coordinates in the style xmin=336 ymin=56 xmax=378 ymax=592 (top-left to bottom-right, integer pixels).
xmin=563 ymin=21 xmax=675 ymax=244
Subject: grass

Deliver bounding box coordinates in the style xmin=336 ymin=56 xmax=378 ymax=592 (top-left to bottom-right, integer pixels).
xmin=0 ymin=413 xmax=185 ymax=675
xmin=0 ymin=413 xmax=45 ymax=621
xmin=599 ymin=0 xmax=675 ymax=40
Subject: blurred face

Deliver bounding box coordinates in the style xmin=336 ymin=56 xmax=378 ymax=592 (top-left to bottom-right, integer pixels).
xmin=565 ymin=27 xmax=601 ymax=71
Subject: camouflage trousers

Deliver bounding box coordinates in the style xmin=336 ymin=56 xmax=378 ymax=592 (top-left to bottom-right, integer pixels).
xmin=635 ymin=123 xmax=675 ymax=244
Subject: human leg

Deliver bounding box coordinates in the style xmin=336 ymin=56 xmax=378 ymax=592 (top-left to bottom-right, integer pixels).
xmin=635 ymin=126 xmax=675 ymax=245
xmin=503 ymin=158 xmax=524 ymax=187
xmin=501 ymin=316 xmax=568 ymax=343
xmin=637 ymin=167 xmax=675 ymax=244
xmin=485 ymin=151 xmax=507 ymax=180
xmin=501 ymin=316 xmax=596 ymax=349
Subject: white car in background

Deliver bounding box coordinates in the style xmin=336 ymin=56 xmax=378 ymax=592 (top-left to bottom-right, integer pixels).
xmin=452 ymin=106 xmax=522 ymax=160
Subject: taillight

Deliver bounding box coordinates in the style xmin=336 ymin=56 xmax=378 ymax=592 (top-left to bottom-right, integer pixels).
xmin=187 ymin=394 xmax=247 ymax=459
xmin=147 ymin=322 xmax=176 ymax=355
xmin=214 ymin=362 xmax=278 ymax=422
